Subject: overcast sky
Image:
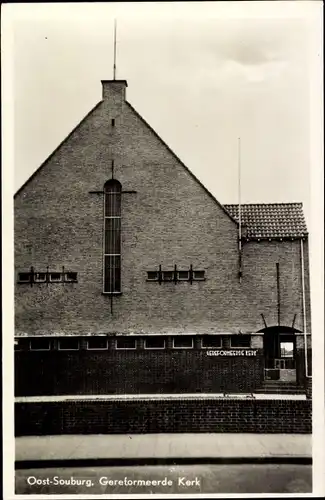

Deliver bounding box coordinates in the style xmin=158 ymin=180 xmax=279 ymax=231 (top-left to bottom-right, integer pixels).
xmin=5 ymin=2 xmax=323 ymax=225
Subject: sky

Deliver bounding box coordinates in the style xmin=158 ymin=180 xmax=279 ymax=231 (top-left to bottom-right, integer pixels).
xmin=4 ymin=1 xmax=323 ymax=226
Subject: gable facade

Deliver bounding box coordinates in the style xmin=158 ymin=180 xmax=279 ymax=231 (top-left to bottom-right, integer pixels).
xmin=14 ymin=79 xmax=311 ymax=397
xmin=14 ymin=80 xmax=310 ymax=336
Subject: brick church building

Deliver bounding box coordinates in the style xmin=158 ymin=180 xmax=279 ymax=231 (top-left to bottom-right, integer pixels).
xmin=14 ymin=79 xmax=312 ymax=419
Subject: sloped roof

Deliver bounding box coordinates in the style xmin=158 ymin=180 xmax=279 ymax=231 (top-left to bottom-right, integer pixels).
xmin=125 ymin=101 xmax=239 ymax=226
xmin=224 ymin=203 xmax=308 ymax=239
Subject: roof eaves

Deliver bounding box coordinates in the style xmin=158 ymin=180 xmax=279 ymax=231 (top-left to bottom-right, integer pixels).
xmin=125 ymin=101 xmax=239 ymax=227
xmin=245 ymin=235 xmax=308 ymax=241
xmin=14 ymin=100 xmax=104 ymax=198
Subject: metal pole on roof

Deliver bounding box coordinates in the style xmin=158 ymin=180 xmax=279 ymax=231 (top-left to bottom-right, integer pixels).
xmin=238 ymin=137 xmax=242 ymax=283
xmin=113 ymin=19 xmax=117 ymax=80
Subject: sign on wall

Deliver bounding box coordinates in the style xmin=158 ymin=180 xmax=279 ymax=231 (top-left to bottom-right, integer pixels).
xmin=206 ymin=349 xmax=258 ymax=357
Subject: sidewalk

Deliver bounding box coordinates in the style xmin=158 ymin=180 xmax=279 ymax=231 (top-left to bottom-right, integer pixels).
xmin=15 ymin=433 xmax=312 ymax=466
xmin=15 ymin=392 xmax=306 ymax=401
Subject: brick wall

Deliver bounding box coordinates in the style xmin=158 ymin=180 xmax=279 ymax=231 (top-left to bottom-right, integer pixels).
xmin=305 ymin=377 xmax=312 ymax=400
xmin=15 ymin=341 xmax=264 ymax=396
xmin=15 ymin=399 xmax=312 ymax=436
xmin=14 ymin=81 xmax=311 ymax=337
xmin=295 ymin=334 xmax=312 ymax=385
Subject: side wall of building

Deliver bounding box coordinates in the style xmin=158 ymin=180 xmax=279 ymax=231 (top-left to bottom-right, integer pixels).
xmin=241 ymin=238 xmax=310 ymax=333
xmin=15 ymin=335 xmax=264 ymax=396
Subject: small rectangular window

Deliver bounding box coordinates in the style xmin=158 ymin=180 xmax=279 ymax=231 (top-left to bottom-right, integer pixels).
xmin=201 ymin=336 xmax=222 ymax=349
xmin=280 ymin=341 xmax=294 ymax=358
xmin=172 ymin=336 xmax=194 ymax=349
xmin=58 ymin=338 xmax=79 ymax=350
xmin=116 ymin=337 xmax=136 ymax=350
xmin=111 ymin=118 xmax=115 ymax=126
xmin=14 ymin=339 xmax=22 ymax=351
xmin=147 ymin=271 xmax=159 ymax=281
xmin=178 ymin=271 xmax=189 ymax=280
xmin=50 ymin=272 xmax=62 ymax=282
xmin=18 ymin=272 xmax=31 ymax=283
xmin=230 ymin=335 xmax=251 ymax=348
xmin=193 ymin=270 xmax=205 ymax=280
xmin=30 ymin=338 xmax=51 ymax=351
xmin=144 ymin=337 xmax=166 ymax=349
xmin=87 ymin=337 xmax=108 ymax=350
xmin=65 ymin=272 xmax=78 ymax=282
xmin=35 ymin=272 xmax=46 ymax=282
xmin=162 ymin=271 xmax=174 ymax=281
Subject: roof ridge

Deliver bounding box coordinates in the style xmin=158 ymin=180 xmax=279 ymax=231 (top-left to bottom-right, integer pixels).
xmin=224 ymin=202 xmax=304 ymax=206
xmin=14 ymin=100 xmax=104 ymax=198
xmin=125 ymin=101 xmax=239 ymax=226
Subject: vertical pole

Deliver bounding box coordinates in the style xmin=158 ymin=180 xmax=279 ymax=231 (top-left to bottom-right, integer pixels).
xmin=113 ymin=19 xmax=117 ymax=80
xmin=189 ymin=264 xmax=193 ymax=285
xmin=174 ymin=264 xmax=177 ymax=284
xmin=238 ymin=137 xmax=242 ymax=283
xmin=30 ymin=266 xmax=34 ymax=287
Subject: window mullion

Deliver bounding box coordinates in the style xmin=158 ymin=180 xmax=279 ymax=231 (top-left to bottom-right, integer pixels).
xmin=103 ymin=181 xmax=122 ymax=294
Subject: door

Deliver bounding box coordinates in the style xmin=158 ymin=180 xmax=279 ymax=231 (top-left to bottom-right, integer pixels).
xmin=263 ymin=328 xmax=296 ymax=382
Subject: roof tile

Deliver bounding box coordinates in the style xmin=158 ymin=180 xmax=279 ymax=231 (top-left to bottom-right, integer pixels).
xmin=223 ymin=203 xmax=308 ymax=239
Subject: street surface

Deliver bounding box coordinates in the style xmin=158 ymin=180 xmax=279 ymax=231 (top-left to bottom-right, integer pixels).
xmin=16 ymin=433 xmax=311 ymax=461
xmin=15 ymin=464 xmax=312 ymax=494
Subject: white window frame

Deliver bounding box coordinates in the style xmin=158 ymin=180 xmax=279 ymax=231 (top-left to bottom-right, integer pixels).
xmin=58 ymin=338 xmax=80 ymax=351
xmin=172 ymin=337 xmax=194 ymax=349
xmin=275 ymin=358 xmax=286 ymax=369
xmin=103 ymin=183 xmax=122 ymax=295
xmin=201 ymin=336 xmax=223 ymax=349
xmin=280 ymin=341 xmax=294 ymax=358
xmin=162 ymin=271 xmax=174 ymax=281
xmin=49 ymin=272 xmax=62 ymax=282
xmin=18 ymin=272 xmax=31 ymax=283
xmin=64 ymin=272 xmax=78 ymax=282
xmin=177 ymin=271 xmax=189 ymax=281
xmin=147 ymin=271 xmax=159 ymax=281
xmin=86 ymin=338 xmax=109 ymax=350
xmin=193 ymin=270 xmax=205 ymax=280
xmin=34 ymin=272 xmax=46 ymax=283
xmin=30 ymin=338 xmax=51 ymax=351
xmin=14 ymin=339 xmax=22 ymax=350
xmin=115 ymin=338 xmax=137 ymax=350
xmin=230 ymin=335 xmax=251 ymax=349
xmin=144 ymin=338 xmax=166 ymax=350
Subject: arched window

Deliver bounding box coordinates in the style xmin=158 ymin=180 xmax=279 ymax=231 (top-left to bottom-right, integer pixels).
xmin=103 ymin=179 xmax=122 ymax=293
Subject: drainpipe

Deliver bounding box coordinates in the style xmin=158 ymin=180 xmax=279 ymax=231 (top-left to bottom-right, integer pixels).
xmin=300 ymin=238 xmax=311 ymax=378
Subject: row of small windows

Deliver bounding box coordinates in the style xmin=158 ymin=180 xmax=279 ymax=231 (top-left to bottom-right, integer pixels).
xmin=18 ymin=272 xmax=78 ymax=283
xmin=147 ymin=270 xmax=205 ymax=282
xmin=17 ymin=270 xmax=205 ymax=285
xmin=15 ymin=335 xmax=251 ymax=351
